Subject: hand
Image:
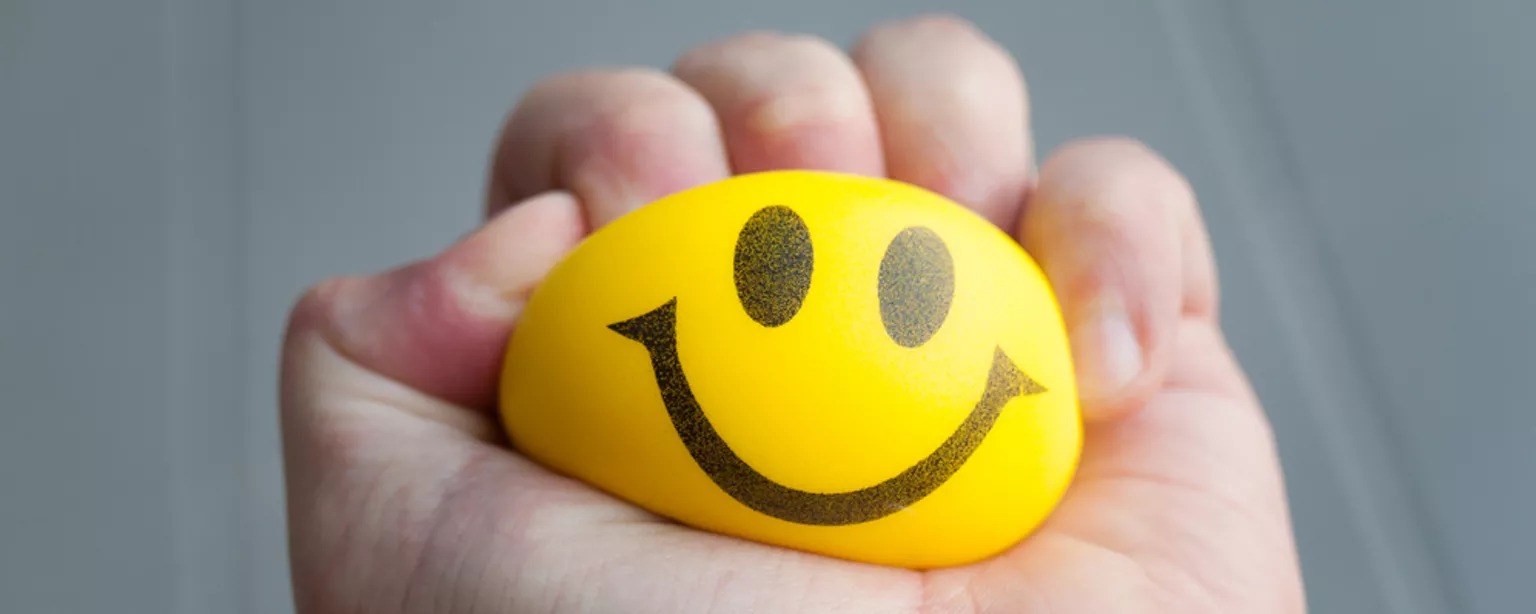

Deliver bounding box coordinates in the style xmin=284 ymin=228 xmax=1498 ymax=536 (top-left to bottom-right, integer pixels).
xmin=280 ymin=15 xmax=1305 ymax=613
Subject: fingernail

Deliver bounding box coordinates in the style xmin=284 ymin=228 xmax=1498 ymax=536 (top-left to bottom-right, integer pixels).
xmin=440 ymin=192 xmax=584 ymax=322
xmin=441 ymin=263 xmax=522 ymax=322
xmin=1070 ymin=294 xmax=1143 ymax=402
xmin=439 ymin=229 xmax=529 ymax=323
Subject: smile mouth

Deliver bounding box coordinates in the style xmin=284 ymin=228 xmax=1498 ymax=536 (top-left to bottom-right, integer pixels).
xmin=610 ymin=298 xmax=1048 ymax=526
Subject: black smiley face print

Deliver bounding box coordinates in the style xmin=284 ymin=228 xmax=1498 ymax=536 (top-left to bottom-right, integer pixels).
xmin=609 ymin=205 xmax=1047 ymax=526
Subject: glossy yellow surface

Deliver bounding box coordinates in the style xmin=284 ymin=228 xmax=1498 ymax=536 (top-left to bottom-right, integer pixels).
xmin=499 ymin=170 xmax=1081 ymax=569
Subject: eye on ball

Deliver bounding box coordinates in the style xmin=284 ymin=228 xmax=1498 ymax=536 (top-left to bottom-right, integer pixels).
xmin=498 ymin=170 xmax=1082 ymax=569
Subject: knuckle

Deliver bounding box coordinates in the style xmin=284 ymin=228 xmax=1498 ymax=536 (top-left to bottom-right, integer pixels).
xmin=773 ymin=32 xmax=848 ymax=63
xmin=516 ymin=69 xmax=716 ymax=166
xmin=854 ymin=16 xmax=1024 ymax=117
xmin=519 ymin=67 xmax=709 ymax=128
xmin=677 ymin=30 xmax=854 ymax=86
xmin=892 ymin=12 xmax=984 ymax=39
xmin=673 ymin=30 xmax=782 ymax=74
xmin=857 ymin=12 xmax=998 ymax=58
xmin=1055 ymin=136 xmax=1156 ymax=170
xmin=580 ymin=72 xmax=712 ymax=136
xmin=1050 ymin=137 xmax=1195 ymax=214
xmin=675 ymin=32 xmax=866 ymax=140
xmin=577 ymin=102 xmax=714 ymax=169
xmin=739 ymin=80 xmax=868 ymax=137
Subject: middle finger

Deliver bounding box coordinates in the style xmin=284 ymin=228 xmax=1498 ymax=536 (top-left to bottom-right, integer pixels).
xmin=854 ymin=15 xmax=1034 ymax=228
xmin=672 ymin=32 xmax=884 ymax=176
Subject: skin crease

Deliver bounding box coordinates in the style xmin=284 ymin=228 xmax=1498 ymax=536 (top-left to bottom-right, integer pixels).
xmin=280 ymin=14 xmax=1307 ymax=614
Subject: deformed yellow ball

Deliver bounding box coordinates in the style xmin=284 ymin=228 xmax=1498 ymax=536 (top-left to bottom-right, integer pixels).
xmin=499 ymin=170 xmax=1082 ymax=569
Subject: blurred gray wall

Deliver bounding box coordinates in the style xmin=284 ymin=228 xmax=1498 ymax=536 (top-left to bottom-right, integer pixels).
xmin=4 ymin=0 xmax=1532 ymax=612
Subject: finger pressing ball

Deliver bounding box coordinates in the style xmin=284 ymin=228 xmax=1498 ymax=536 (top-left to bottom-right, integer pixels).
xmin=498 ymin=170 xmax=1082 ymax=569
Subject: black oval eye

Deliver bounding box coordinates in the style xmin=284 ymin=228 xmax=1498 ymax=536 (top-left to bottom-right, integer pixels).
xmin=878 ymin=226 xmax=954 ymax=348
xmin=734 ymin=205 xmax=813 ymax=327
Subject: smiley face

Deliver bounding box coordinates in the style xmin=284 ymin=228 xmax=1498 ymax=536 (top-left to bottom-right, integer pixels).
xmin=606 ymin=205 xmax=1047 ymax=526
xmin=500 ymin=170 xmax=1081 ymax=568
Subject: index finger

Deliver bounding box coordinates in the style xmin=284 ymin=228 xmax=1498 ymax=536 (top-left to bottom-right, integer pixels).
xmin=484 ymin=69 xmax=731 ymax=227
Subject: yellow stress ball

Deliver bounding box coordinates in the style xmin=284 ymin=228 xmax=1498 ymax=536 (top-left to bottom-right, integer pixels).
xmin=499 ymin=170 xmax=1082 ymax=569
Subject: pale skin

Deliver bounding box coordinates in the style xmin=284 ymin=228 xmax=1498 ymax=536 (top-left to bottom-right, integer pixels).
xmin=280 ymin=15 xmax=1307 ymax=614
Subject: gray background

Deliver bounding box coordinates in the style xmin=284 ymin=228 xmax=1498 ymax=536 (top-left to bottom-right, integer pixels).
xmin=3 ymin=0 xmax=1531 ymax=612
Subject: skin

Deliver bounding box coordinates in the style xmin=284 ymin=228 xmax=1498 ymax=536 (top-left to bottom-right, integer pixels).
xmin=280 ymin=14 xmax=1307 ymax=614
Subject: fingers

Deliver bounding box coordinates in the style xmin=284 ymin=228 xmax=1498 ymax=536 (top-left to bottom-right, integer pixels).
xmin=486 ymin=69 xmax=731 ymax=227
xmin=853 ymin=15 xmax=1034 ymax=228
xmin=286 ymin=191 xmax=585 ymax=412
xmin=672 ymin=32 xmax=884 ymax=175
xmin=490 ymin=15 xmax=1035 ymax=232
xmin=1021 ymin=137 xmax=1220 ymax=420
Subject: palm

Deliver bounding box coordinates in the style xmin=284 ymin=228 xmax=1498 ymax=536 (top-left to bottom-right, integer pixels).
xmin=941 ymin=320 xmax=1299 ymax=612
xmin=280 ymin=14 xmax=1303 ymax=614
xmin=280 ymin=316 xmax=1292 ymax=612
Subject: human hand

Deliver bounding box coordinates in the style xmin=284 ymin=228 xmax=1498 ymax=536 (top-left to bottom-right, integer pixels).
xmin=280 ymin=15 xmax=1305 ymax=613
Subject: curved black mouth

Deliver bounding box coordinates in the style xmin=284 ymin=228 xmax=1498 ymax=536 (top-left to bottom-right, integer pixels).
xmin=609 ymin=298 xmax=1048 ymax=526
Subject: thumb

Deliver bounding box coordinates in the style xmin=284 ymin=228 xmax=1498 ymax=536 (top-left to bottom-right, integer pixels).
xmin=276 ymin=190 xmax=588 ymax=613
xmin=284 ymin=191 xmax=585 ymax=411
